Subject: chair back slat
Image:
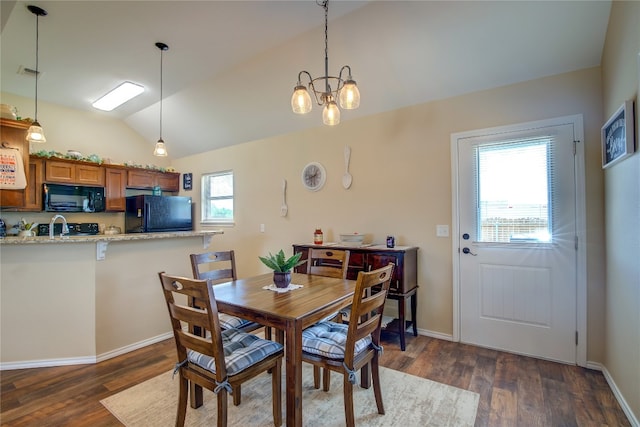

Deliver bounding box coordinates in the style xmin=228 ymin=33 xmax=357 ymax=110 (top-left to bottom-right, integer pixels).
xmin=307 ymin=249 xmax=350 ymax=279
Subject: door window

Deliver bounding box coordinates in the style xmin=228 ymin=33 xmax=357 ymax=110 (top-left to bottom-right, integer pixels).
xmin=474 ymin=137 xmax=553 ymax=243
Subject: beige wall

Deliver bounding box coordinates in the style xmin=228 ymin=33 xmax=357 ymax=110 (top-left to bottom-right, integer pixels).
xmin=173 ymin=67 xmax=606 ymax=357
xmin=601 ymin=0 xmax=640 ymax=421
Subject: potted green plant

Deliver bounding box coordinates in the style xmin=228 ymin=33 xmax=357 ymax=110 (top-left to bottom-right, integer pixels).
xmin=259 ymin=249 xmax=304 ymax=288
xmin=18 ymin=218 xmax=38 ymax=237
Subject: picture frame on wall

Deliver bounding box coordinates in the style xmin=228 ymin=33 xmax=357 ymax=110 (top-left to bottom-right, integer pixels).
xmin=601 ymin=99 xmax=635 ymax=169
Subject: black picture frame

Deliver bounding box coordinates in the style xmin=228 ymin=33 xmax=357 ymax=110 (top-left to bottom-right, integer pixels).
xmin=601 ymin=100 xmax=635 ymax=169
xmin=183 ymin=173 xmax=192 ymax=190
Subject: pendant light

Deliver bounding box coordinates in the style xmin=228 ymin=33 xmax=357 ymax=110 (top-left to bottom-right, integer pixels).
xmin=153 ymin=42 xmax=169 ymax=157
xmin=26 ymin=5 xmax=47 ymax=143
xmin=291 ymin=0 xmax=360 ymax=126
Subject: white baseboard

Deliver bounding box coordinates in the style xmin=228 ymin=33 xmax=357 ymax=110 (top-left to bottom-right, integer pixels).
xmin=416 ymin=327 xmax=454 ymax=341
xmin=0 ymin=332 xmax=173 ymax=371
xmin=95 ymin=332 xmax=173 ymax=363
xmin=590 ymin=362 xmax=639 ymax=427
xmin=0 ymin=355 xmax=97 ymax=371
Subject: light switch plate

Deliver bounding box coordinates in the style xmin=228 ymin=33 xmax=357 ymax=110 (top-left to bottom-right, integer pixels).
xmin=436 ymin=225 xmax=449 ymax=237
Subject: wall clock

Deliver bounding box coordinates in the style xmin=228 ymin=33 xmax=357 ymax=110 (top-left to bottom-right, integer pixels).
xmin=301 ymin=162 xmax=326 ymax=192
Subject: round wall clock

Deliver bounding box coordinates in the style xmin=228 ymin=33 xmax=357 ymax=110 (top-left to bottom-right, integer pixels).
xmin=301 ymin=162 xmax=326 ymax=192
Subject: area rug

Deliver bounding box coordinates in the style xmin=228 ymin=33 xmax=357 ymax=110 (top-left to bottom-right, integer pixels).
xmin=101 ymin=364 xmax=479 ymax=426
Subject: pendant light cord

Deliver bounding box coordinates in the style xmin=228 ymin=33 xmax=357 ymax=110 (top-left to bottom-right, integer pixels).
xmin=159 ymin=47 xmax=163 ymax=140
xmin=34 ymin=13 xmax=40 ymax=121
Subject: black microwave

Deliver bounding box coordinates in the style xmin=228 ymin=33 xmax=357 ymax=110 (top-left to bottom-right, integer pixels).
xmin=43 ymin=183 xmax=105 ymax=212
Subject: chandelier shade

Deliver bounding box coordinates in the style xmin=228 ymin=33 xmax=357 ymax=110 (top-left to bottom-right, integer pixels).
xmin=291 ymin=0 xmax=360 ymax=126
xmin=153 ymin=42 xmax=169 ymax=157
xmin=26 ymin=5 xmax=47 ymax=144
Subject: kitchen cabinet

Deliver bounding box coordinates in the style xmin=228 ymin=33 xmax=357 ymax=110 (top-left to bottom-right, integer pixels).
xmin=127 ymin=169 xmax=179 ymax=192
xmin=292 ymin=243 xmax=418 ymax=350
xmin=45 ymin=160 xmax=105 ymax=186
xmin=105 ymin=168 xmax=126 ymax=211
xmin=21 ymin=159 xmax=44 ymax=211
xmin=0 ymin=119 xmax=30 ymax=209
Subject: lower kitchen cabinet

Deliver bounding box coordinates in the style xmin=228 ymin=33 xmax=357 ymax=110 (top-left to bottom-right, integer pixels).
xmin=293 ymin=243 xmax=418 ymax=350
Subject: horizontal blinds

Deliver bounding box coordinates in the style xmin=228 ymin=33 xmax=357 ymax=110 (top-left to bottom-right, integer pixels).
xmin=474 ymin=136 xmax=553 ymax=243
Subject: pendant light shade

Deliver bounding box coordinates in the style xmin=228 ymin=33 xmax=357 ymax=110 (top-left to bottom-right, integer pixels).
xmin=26 ymin=5 xmax=47 ymax=144
xmin=291 ymin=0 xmax=360 ymax=125
xmin=154 ymin=42 xmax=169 ymax=157
xmin=291 ymin=85 xmax=312 ymax=114
xmin=153 ymin=139 xmax=167 ymax=156
xmin=322 ymin=100 xmax=340 ymax=126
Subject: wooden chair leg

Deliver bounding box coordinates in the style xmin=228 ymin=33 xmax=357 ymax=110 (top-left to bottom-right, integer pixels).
xmin=190 ymin=381 xmax=204 ymax=408
xmin=313 ymin=366 xmax=321 ymax=389
xmin=272 ymin=359 xmax=282 ymax=427
xmin=371 ymin=358 xmax=385 ymax=415
xmin=343 ymin=376 xmax=355 ymax=427
xmin=217 ymin=390 xmax=228 ymax=427
xmin=322 ymin=368 xmax=331 ymax=392
xmin=232 ymin=385 xmax=241 ymax=406
xmin=177 ymin=376 xmax=189 ymax=427
xmin=265 ymin=326 xmax=272 ymax=340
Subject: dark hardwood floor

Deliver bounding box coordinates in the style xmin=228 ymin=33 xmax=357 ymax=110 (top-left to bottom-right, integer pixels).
xmin=1 ymin=333 xmax=631 ymax=426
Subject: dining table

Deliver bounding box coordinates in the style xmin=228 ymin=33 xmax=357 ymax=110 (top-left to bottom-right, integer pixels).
xmin=210 ymin=272 xmax=357 ymax=427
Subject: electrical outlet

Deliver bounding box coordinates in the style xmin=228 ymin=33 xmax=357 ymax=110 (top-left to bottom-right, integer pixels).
xmin=260 ymin=223 xmax=265 ymax=233
xmin=436 ymin=225 xmax=449 ymax=237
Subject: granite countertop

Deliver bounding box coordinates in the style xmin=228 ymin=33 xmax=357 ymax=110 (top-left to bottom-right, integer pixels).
xmin=0 ymin=230 xmax=223 ymax=245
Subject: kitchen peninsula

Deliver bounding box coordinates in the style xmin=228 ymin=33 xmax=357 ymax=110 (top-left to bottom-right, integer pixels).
xmin=0 ymin=230 xmax=223 ymax=370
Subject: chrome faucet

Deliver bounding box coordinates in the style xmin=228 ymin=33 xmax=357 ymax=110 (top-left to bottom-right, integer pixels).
xmin=49 ymin=214 xmax=69 ymax=239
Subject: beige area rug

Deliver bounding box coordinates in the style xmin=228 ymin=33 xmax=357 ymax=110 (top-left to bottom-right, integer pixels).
xmin=101 ymin=364 xmax=478 ymax=426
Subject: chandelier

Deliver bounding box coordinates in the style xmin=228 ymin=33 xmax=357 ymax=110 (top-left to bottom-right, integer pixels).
xmin=290 ymin=0 xmax=360 ymax=126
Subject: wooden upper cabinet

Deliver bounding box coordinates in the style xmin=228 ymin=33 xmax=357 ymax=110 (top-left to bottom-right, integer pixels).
xmin=0 ymin=119 xmax=30 ymax=209
xmin=45 ymin=160 xmax=105 ymax=186
xmin=22 ymin=159 xmax=44 ymax=211
xmin=127 ymin=169 xmax=179 ymax=192
xmin=105 ymin=168 xmax=126 ymax=211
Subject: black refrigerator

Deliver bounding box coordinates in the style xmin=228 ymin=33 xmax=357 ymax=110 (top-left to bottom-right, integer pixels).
xmin=125 ymin=195 xmax=193 ymax=233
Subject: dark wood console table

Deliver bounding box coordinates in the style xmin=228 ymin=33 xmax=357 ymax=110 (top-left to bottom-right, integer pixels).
xmin=292 ymin=243 xmax=418 ymax=350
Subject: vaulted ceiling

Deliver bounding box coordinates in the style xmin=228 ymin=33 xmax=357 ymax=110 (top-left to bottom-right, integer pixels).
xmin=1 ymin=1 xmax=611 ymax=158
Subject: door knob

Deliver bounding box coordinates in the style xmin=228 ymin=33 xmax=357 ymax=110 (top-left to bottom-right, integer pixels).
xmin=462 ymin=247 xmax=477 ymax=256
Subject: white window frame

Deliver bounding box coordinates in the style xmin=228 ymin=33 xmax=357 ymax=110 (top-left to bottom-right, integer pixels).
xmin=201 ymin=170 xmax=234 ymax=225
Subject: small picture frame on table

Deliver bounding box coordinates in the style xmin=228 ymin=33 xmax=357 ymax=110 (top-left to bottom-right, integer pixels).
xmin=601 ymin=100 xmax=635 ymax=169
xmin=183 ymin=173 xmax=193 ymax=190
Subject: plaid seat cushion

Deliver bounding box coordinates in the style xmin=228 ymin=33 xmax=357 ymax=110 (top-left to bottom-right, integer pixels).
xmin=188 ymin=328 xmax=283 ymax=376
xmin=218 ymin=313 xmax=255 ymax=330
xmin=302 ymin=321 xmax=372 ymax=359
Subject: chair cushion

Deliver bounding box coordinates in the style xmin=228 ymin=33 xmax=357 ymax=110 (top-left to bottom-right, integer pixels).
xmin=218 ymin=313 xmax=255 ymax=330
xmin=188 ymin=328 xmax=283 ymax=376
xmin=302 ymin=321 xmax=372 ymax=359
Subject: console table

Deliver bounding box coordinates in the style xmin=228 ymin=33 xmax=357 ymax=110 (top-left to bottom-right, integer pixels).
xmin=293 ymin=243 xmax=418 ymax=350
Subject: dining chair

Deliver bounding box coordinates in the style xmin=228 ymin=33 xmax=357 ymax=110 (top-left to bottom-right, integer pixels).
xmin=301 ymin=263 xmax=395 ymax=427
xmin=306 ymin=248 xmax=350 ymax=279
xmin=158 ymin=272 xmax=284 ymax=427
xmin=190 ymin=251 xmax=263 ymax=334
xmin=306 ymin=248 xmax=350 ymax=389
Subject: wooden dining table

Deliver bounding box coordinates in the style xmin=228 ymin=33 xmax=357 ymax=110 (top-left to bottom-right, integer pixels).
xmin=211 ymin=272 xmax=357 ymax=427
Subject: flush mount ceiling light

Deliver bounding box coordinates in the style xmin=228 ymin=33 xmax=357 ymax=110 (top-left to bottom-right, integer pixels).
xmin=291 ymin=0 xmax=360 ymax=126
xmin=153 ymin=42 xmax=169 ymax=157
xmin=26 ymin=4 xmax=47 ymax=144
xmin=92 ymin=81 xmax=144 ymax=111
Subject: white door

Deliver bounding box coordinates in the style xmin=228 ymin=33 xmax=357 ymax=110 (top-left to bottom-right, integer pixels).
xmin=454 ymin=117 xmax=582 ymax=364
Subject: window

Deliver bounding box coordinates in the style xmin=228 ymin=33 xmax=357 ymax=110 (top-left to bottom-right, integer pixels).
xmin=201 ymin=171 xmax=234 ymax=224
xmin=474 ymin=137 xmax=553 ymax=243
